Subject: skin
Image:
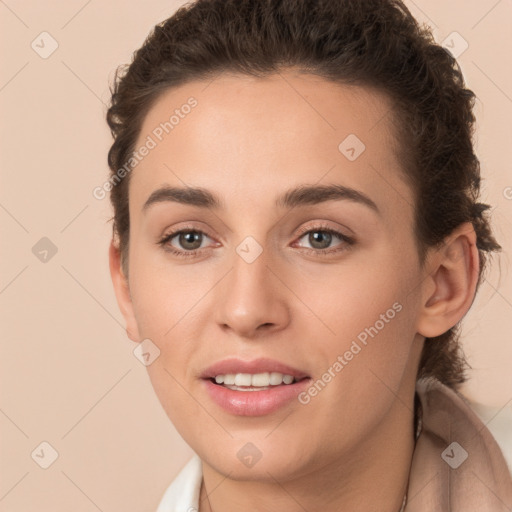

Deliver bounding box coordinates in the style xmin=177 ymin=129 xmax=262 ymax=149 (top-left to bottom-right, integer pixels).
xmin=109 ymin=70 xmax=479 ymax=511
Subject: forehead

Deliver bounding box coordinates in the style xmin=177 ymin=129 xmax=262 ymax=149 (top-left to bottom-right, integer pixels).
xmin=129 ymin=70 xmax=413 ymax=221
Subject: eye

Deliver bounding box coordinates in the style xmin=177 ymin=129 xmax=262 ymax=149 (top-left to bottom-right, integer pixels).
xmin=157 ymin=227 xmax=216 ymax=257
xmin=294 ymin=224 xmax=354 ymax=256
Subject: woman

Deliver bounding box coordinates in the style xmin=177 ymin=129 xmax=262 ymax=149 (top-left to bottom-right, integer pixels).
xmin=106 ymin=0 xmax=512 ymax=510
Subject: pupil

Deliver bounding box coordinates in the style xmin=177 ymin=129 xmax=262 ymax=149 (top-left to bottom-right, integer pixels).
xmin=310 ymin=231 xmax=331 ymax=249
xmin=181 ymin=231 xmax=201 ymax=249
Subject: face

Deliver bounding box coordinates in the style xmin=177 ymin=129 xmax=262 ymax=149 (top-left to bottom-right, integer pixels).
xmin=115 ymin=71 xmax=429 ymax=482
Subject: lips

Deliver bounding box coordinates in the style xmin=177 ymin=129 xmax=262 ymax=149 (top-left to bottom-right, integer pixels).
xmin=199 ymin=357 xmax=311 ymax=416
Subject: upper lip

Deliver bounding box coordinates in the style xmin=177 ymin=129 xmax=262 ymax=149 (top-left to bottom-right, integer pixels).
xmin=200 ymin=357 xmax=310 ymax=380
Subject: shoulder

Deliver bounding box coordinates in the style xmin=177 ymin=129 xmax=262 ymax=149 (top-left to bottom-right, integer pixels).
xmin=406 ymin=377 xmax=512 ymax=511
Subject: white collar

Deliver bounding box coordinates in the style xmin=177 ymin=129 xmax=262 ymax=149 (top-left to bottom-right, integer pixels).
xmin=155 ymin=454 xmax=202 ymax=512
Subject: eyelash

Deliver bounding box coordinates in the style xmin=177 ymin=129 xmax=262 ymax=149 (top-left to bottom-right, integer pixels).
xmin=157 ymin=223 xmax=355 ymax=259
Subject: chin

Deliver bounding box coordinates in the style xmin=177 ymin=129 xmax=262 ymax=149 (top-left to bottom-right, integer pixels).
xmin=197 ymin=434 xmax=319 ymax=482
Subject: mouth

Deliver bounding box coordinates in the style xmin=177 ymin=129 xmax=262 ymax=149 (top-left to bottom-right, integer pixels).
xmin=200 ymin=358 xmax=311 ymax=416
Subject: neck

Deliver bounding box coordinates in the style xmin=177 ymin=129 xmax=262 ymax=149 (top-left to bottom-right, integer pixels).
xmin=199 ymin=395 xmax=417 ymax=512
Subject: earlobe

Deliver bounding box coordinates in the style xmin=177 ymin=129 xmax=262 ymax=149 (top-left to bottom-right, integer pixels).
xmin=416 ymin=222 xmax=480 ymax=338
xmin=108 ymin=240 xmax=141 ymax=342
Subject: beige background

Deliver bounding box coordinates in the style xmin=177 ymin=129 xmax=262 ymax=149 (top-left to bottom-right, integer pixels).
xmin=1 ymin=1 xmax=511 ymax=510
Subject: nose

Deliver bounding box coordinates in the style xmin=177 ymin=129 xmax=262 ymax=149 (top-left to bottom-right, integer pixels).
xmin=214 ymin=244 xmax=291 ymax=339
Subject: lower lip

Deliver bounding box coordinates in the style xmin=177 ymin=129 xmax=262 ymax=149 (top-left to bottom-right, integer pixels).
xmin=202 ymin=378 xmax=311 ymax=416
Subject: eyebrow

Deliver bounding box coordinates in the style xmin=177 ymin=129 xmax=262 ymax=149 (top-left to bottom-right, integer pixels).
xmin=142 ymin=183 xmax=380 ymax=215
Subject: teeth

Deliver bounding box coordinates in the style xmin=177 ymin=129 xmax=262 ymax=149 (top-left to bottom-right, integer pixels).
xmin=269 ymin=372 xmax=284 ymax=385
xmin=223 ymin=374 xmax=236 ymax=385
xmin=282 ymin=374 xmax=294 ymax=384
xmin=252 ymin=373 xmax=271 ymax=386
xmin=213 ymin=372 xmax=296 ymax=388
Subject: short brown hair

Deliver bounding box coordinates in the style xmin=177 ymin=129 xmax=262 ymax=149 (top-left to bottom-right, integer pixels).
xmin=106 ymin=0 xmax=500 ymax=390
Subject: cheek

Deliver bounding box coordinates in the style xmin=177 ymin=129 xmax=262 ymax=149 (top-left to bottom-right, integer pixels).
xmin=301 ymin=245 xmax=421 ymax=393
xmin=145 ymin=361 xmax=214 ymax=452
xmin=128 ymin=255 xmax=210 ymax=339
xmin=297 ymin=246 xmax=417 ymax=339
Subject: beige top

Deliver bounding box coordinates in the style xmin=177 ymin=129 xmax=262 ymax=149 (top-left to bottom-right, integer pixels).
xmin=406 ymin=376 xmax=512 ymax=511
xmin=156 ymin=377 xmax=512 ymax=511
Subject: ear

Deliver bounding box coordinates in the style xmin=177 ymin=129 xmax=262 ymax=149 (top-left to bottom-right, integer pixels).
xmin=416 ymin=222 xmax=480 ymax=338
xmin=109 ymin=240 xmax=141 ymax=342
